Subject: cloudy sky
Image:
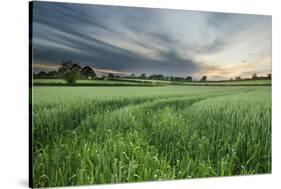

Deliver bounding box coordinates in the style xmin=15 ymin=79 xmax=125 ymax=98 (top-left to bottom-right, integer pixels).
xmin=31 ymin=1 xmax=271 ymax=80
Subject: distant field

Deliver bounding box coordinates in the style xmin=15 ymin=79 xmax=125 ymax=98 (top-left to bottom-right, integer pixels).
xmin=113 ymin=78 xmax=172 ymax=83
xmin=33 ymin=79 xmax=271 ymax=86
xmin=33 ymin=79 xmax=164 ymax=86
xmin=174 ymin=79 xmax=271 ymax=86
xmin=32 ymin=85 xmax=271 ymax=187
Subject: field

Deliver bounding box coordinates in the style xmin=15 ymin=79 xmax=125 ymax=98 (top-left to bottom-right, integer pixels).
xmin=175 ymin=79 xmax=271 ymax=86
xmin=33 ymin=79 xmax=271 ymax=86
xmin=32 ymin=79 xmax=168 ymax=86
xmin=32 ymin=85 xmax=271 ymax=187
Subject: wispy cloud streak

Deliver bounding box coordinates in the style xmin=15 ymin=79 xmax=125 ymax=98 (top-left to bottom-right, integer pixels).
xmin=32 ymin=2 xmax=272 ymax=79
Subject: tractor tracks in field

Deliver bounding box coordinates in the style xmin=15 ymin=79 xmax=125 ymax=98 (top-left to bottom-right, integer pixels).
xmin=34 ymin=86 xmax=260 ymax=147
xmin=77 ymin=86 xmax=260 ymax=133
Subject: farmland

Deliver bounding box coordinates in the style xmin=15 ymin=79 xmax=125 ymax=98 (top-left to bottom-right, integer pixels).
xmin=32 ymin=79 xmax=166 ymax=87
xmin=33 ymin=78 xmax=271 ymax=86
xmin=32 ymin=85 xmax=271 ymax=187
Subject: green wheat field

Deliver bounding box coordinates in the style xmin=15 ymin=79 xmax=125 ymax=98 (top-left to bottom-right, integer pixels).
xmin=32 ymin=85 xmax=271 ymax=187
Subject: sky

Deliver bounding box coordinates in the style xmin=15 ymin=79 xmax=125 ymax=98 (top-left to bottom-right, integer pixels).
xmin=31 ymin=1 xmax=272 ymax=80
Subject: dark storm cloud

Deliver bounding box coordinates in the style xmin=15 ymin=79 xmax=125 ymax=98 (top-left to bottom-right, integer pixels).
xmin=33 ymin=22 xmax=141 ymax=71
xmin=32 ymin=2 xmax=203 ymax=76
xmin=32 ymin=1 xmax=271 ymax=78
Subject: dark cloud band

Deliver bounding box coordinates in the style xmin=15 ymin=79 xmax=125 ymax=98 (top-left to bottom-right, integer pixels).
xmin=32 ymin=1 xmax=271 ymax=79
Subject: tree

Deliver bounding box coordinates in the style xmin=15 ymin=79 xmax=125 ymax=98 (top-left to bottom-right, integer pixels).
xmin=186 ymin=76 xmax=192 ymax=82
xmin=130 ymin=73 xmax=136 ymax=78
xmin=37 ymin=71 xmax=47 ymax=77
xmin=140 ymin=73 xmax=146 ymax=79
xmin=58 ymin=60 xmax=81 ymax=84
xmin=252 ymin=73 xmax=258 ymax=79
xmin=235 ymin=76 xmax=241 ymax=80
xmin=267 ymin=73 xmax=272 ymax=79
xmin=108 ymin=73 xmax=115 ymax=78
xmin=47 ymin=71 xmax=58 ymax=78
xmin=148 ymin=74 xmax=156 ymax=79
xmin=157 ymin=74 xmax=164 ymax=80
xmin=173 ymin=77 xmax=185 ymax=81
xmin=200 ymin=75 xmax=207 ymax=82
xmin=81 ymin=66 xmax=96 ymax=79
xmin=149 ymin=74 xmax=165 ymax=80
xmin=169 ymin=76 xmax=174 ymax=81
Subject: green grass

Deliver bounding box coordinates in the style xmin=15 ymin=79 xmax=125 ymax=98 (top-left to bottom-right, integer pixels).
xmin=34 ymin=79 xmax=139 ymax=84
xmin=112 ymin=78 xmax=172 ymax=83
xmin=174 ymin=79 xmax=271 ymax=86
xmin=33 ymin=79 xmax=271 ymax=87
xmin=32 ymin=86 xmax=271 ymax=187
xmin=33 ymin=79 xmax=166 ymax=87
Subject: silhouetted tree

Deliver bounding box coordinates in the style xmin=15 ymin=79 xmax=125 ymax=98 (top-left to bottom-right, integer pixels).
xmin=157 ymin=74 xmax=164 ymax=80
xmin=47 ymin=71 xmax=58 ymax=77
xmin=58 ymin=60 xmax=81 ymax=84
xmin=81 ymin=66 xmax=96 ymax=79
xmin=235 ymin=76 xmax=241 ymax=80
xmin=252 ymin=73 xmax=258 ymax=79
xmin=148 ymin=74 xmax=156 ymax=79
xmin=149 ymin=74 xmax=165 ymax=80
xmin=37 ymin=71 xmax=47 ymax=77
xmin=200 ymin=75 xmax=207 ymax=82
xmin=186 ymin=76 xmax=192 ymax=82
xmin=173 ymin=77 xmax=185 ymax=81
xmin=130 ymin=73 xmax=136 ymax=78
xmin=169 ymin=76 xmax=174 ymax=81
xmin=140 ymin=73 xmax=146 ymax=79
xmin=108 ymin=73 xmax=115 ymax=78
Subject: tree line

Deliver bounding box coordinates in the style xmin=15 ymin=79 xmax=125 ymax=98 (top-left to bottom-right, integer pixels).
xmin=33 ymin=60 xmax=200 ymax=84
xmin=33 ymin=60 xmax=272 ymax=84
xmin=34 ymin=60 xmax=97 ymax=84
